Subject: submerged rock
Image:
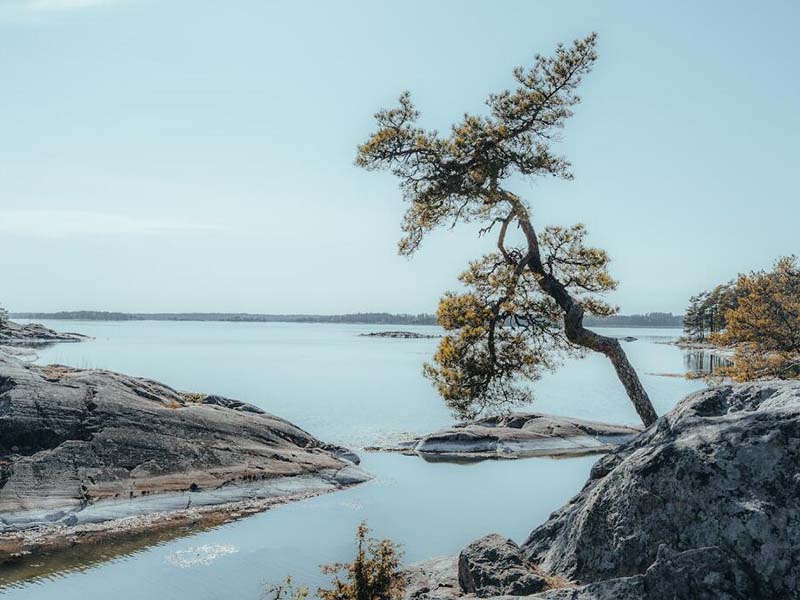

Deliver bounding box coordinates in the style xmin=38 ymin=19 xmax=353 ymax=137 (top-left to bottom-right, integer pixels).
xmin=372 ymin=413 xmax=641 ymax=460
xmin=0 ymin=352 xmax=368 ymax=554
xmin=404 ymin=382 xmax=800 ymax=599
xmin=0 ymin=320 xmax=90 ymax=345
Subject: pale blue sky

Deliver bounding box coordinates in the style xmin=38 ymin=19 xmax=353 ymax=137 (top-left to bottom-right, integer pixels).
xmin=1 ymin=0 xmax=797 ymax=314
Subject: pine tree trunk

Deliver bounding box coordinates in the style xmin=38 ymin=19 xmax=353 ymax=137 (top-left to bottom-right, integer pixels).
xmin=507 ymin=196 xmax=659 ymax=428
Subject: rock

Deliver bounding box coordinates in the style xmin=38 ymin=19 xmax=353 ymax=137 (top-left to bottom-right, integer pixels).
xmin=404 ymin=556 xmax=463 ymax=600
xmin=522 ymin=381 xmax=800 ymax=598
xmin=360 ymin=331 xmax=439 ymax=339
xmin=458 ymin=534 xmax=547 ymax=597
xmin=518 ymin=545 xmax=754 ymax=599
xmin=0 ymin=352 xmax=368 ymax=551
xmin=404 ymin=382 xmax=800 ymax=600
xmin=372 ymin=414 xmax=641 ymax=460
xmin=0 ymin=319 xmax=90 ymax=345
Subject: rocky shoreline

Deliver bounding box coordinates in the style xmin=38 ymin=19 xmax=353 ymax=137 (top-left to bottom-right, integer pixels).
xmin=0 ymin=320 xmax=91 ymax=345
xmin=669 ymin=338 xmax=734 ymax=360
xmin=0 ymin=352 xmax=368 ymax=559
xmin=367 ymin=413 xmax=641 ymax=461
xmin=403 ymin=381 xmax=800 ymax=599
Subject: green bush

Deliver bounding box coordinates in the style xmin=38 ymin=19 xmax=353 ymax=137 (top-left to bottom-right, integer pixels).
xmin=267 ymin=522 xmax=405 ymax=600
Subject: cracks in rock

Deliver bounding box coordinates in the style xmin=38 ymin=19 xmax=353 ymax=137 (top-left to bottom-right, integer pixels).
xmin=77 ymin=387 xmax=102 ymax=442
xmin=0 ymin=375 xmax=16 ymax=398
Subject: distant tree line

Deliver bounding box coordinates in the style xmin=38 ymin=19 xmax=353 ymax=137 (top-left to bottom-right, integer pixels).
xmin=583 ymin=312 xmax=683 ymax=328
xmin=10 ymin=311 xmax=438 ymax=326
xmin=13 ymin=310 xmax=685 ymax=329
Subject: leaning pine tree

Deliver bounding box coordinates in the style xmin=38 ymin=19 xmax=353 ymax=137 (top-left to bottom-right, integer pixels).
xmin=356 ymin=33 xmax=658 ymax=427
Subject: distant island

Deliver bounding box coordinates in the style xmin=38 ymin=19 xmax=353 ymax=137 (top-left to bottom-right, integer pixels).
xmin=12 ymin=311 xmax=683 ymax=328
xmin=11 ymin=311 xmax=438 ymax=325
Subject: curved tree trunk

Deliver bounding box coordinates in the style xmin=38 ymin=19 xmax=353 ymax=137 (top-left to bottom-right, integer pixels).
xmin=507 ymin=196 xmax=659 ymax=427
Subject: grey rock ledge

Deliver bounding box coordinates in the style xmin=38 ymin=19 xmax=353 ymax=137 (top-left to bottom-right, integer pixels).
xmin=0 ymin=352 xmax=369 ymax=555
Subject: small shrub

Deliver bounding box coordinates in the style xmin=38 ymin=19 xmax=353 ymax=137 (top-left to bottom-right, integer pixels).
xmin=267 ymin=522 xmax=404 ymax=600
xmin=266 ymin=577 xmax=308 ymax=600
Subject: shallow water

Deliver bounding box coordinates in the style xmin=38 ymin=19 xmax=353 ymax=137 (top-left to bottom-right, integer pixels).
xmin=0 ymin=321 xmax=705 ymax=598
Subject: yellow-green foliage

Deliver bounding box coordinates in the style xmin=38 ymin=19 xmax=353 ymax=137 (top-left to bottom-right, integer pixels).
xmin=424 ymin=225 xmax=617 ymax=419
xmin=318 ymin=522 xmax=405 ymax=600
xmin=356 ymin=34 xmax=631 ymax=420
xmin=266 ymin=577 xmax=309 ymax=600
xmin=267 ymin=523 xmax=404 ymax=600
xmin=714 ymin=256 xmax=800 ymax=381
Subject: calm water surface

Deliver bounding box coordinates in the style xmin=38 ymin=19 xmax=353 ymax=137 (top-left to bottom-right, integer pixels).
xmin=0 ymin=321 xmax=705 ymax=599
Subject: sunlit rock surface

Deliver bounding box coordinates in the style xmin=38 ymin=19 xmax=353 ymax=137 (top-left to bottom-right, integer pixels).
xmin=0 ymin=352 xmax=368 ymax=543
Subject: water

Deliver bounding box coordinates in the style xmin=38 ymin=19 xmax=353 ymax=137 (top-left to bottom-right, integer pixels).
xmin=0 ymin=321 xmax=705 ymax=599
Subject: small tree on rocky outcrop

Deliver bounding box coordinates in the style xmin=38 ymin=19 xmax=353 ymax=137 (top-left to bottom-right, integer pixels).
xmin=268 ymin=523 xmax=405 ymax=600
xmin=714 ymin=256 xmax=800 ymax=380
xmin=356 ymin=34 xmax=658 ymax=426
xmin=0 ymin=304 xmax=8 ymax=327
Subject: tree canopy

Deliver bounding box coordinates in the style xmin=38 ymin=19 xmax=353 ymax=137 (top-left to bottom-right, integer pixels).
xmin=714 ymin=256 xmax=800 ymax=381
xmin=682 ymin=283 xmax=740 ymax=341
xmin=357 ymin=33 xmax=658 ymax=426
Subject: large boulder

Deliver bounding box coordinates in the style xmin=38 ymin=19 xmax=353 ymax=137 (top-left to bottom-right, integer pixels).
xmin=523 ymin=382 xmax=800 ymax=597
xmin=458 ymin=535 xmax=546 ymax=597
xmin=404 ymin=382 xmax=800 ymax=600
xmin=0 ymin=352 xmax=367 ymax=547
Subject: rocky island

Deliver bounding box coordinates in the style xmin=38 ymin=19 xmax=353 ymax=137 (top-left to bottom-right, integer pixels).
xmin=0 ymin=319 xmax=90 ymax=345
xmin=0 ymin=352 xmax=368 ymax=559
xmin=368 ymin=414 xmax=641 ymax=460
xmin=404 ymin=381 xmax=800 ymax=599
xmin=360 ymin=331 xmax=439 ymax=339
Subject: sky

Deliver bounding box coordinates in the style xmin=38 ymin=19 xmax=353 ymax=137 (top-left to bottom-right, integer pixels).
xmin=0 ymin=0 xmax=798 ymax=314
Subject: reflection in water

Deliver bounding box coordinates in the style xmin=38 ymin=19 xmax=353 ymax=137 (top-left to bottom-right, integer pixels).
xmin=0 ymin=524 xmax=219 ymax=588
xmin=683 ymin=350 xmax=733 ymax=375
xmin=0 ymin=323 xmax=705 ymax=600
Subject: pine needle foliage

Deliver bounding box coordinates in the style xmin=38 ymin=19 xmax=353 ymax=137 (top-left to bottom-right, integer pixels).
xmin=356 ymin=33 xmax=659 ymax=425
xmin=266 ymin=523 xmax=405 ymax=600
xmin=714 ymin=256 xmax=800 ymax=381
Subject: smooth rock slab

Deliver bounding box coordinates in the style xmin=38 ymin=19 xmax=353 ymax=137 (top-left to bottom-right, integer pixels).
xmin=371 ymin=413 xmax=641 ymax=460
xmin=0 ymin=320 xmax=90 ymax=345
xmin=0 ymin=352 xmax=368 ymax=542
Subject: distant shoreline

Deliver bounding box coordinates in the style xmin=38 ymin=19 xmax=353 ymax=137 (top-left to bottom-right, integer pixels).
xmin=11 ymin=311 xmax=439 ymax=326
xmin=11 ymin=311 xmax=684 ymax=328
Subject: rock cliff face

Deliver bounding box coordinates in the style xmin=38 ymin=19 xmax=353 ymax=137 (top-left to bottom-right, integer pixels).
xmin=0 ymin=353 xmax=367 ymax=544
xmin=404 ymin=382 xmax=800 ymax=599
xmin=371 ymin=414 xmax=640 ymax=460
xmin=0 ymin=320 xmax=90 ymax=345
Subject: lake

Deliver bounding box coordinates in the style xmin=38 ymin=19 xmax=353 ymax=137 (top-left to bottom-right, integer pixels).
xmin=0 ymin=321 xmax=705 ymax=599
